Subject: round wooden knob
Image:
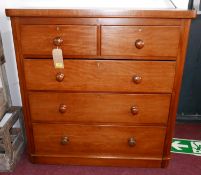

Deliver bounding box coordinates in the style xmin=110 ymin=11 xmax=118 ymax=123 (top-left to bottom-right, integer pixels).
xmin=59 ymin=104 xmax=67 ymax=113
xmin=133 ymin=75 xmax=142 ymax=84
xmin=61 ymin=136 xmax=69 ymax=145
xmin=135 ymin=39 xmax=144 ymax=49
xmin=128 ymin=137 xmax=136 ymax=147
xmin=131 ymin=106 xmax=139 ymax=115
xmin=56 ymin=72 xmax=65 ymax=82
xmin=53 ymin=37 xmax=63 ymax=46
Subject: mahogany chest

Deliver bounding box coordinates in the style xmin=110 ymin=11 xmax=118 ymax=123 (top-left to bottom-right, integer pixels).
xmin=6 ymin=9 xmax=196 ymax=168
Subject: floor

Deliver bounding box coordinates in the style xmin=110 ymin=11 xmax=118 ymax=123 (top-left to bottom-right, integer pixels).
xmin=1 ymin=123 xmax=201 ymax=175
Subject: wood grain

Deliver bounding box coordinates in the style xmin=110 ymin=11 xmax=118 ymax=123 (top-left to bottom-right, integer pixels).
xmin=24 ymin=59 xmax=176 ymax=93
xmin=20 ymin=25 xmax=97 ymax=56
xmin=10 ymin=17 xmax=36 ymax=154
xmin=7 ymin=9 xmax=195 ymax=168
xmin=28 ymin=92 xmax=171 ymax=124
xmin=18 ymin=17 xmax=181 ymax=26
xmin=6 ymin=9 xmax=196 ymax=19
xmin=31 ymin=154 xmax=162 ymax=167
xmin=161 ymin=19 xmax=192 ymax=168
xmin=102 ymin=26 xmax=180 ymax=57
xmin=33 ymin=123 xmax=166 ymax=157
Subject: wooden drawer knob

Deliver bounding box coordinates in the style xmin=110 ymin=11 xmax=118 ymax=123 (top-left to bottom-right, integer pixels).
xmin=131 ymin=106 xmax=139 ymax=115
xmin=56 ymin=72 xmax=65 ymax=82
xmin=61 ymin=136 xmax=69 ymax=145
xmin=59 ymin=104 xmax=67 ymax=113
xmin=128 ymin=137 xmax=136 ymax=147
xmin=135 ymin=39 xmax=144 ymax=49
xmin=53 ymin=37 xmax=63 ymax=46
xmin=133 ymin=75 xmax=142 ymax=84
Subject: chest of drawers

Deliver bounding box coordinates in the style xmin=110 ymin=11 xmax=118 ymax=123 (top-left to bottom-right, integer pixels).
xmin=6 ymin=9 xmax=196 ymax=168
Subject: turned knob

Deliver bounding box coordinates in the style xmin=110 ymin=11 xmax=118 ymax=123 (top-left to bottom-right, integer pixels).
xmin=53 ymin=37 xmax=63 ymax=46
xmin=133 ymin=75 xmax=142 ymax=84
xmin=59 ymin=104 xmax=67 ymax=113
xmin=128 ymin=137 xmax=136 ymax=147
xmin=61 ymin=136 xmax=69 ymax=145
xmin=131 ymin=106 xmax=139 ymax=115
xmin=135 ymin=39 xmax=144 ymax=49
xmin=56 ymin=72 xmax=65 ymax=82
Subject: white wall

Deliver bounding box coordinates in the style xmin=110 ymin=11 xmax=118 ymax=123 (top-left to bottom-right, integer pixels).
xmin=173 ymin=0 xmax=190 ymax=9
xmin=0 ymin=0 xmax=21 ymax=105
xmin=0 ymin=78 xmax=2 ymax=87
xmin=0 ymin=0 xmax=189 ymax=106
xmin=5 ymin=0 xmax=190 ymax=9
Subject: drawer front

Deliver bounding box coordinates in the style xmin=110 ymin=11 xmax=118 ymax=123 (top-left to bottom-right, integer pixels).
xmin=33 ymin=124 xmax=166 ymax=157
xmin=101 ymin=26 xmax=180 ymax=58
xmin=29 ymin=92 xmax=171 ymax=124
xmin=24 ymin=59 xmax=176 ymax=93
xmin=20 ymin=25 xmax=97 ymax=56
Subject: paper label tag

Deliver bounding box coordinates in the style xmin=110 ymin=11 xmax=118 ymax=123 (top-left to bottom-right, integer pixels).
xmin=52 ymin=48 xmax=64 ymax=69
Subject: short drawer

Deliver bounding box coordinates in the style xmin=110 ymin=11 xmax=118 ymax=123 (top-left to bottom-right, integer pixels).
xmin=33 ymin=124 xmax=166 ymax=157
xmin=29 ymin=92 xmax=171 ymax=124
xmin=101 ymin=26 xmax=180 ymax=58
xmin=20 ymin=25 xmax=97 ymax=56
xmin=24 ymin=59 xmax=176 ymax=93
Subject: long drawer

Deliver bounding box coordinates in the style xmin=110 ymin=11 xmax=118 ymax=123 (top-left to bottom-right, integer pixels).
xmin=24 ymin=59 xmax=176 ymax=93
xmin=29 ymin=92 xmax=171 ymax=124
xmin=33 ymin=123 xmax=166 ymax=157
xmin=101 ymin=26 xmax=180 ymax=58
xmin=20 ymin=25 xmax=97 ymax=56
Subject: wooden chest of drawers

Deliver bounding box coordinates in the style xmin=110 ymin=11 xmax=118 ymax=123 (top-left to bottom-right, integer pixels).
xmin=6 ymin=9 xmax=196 ymax=168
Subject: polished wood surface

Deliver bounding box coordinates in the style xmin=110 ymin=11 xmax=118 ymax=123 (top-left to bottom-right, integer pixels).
xmin=20 ymin=25 xmax=97 ymax=56
xmin=29 ymin=92 xmax=171 ymax=124
xmin=102 ymin=26 xmax=180 ymax=57
xmin=19 ymin=17 xmax=182 ymax=26
xmin=24 ymin=59 xmax=176 ymax=93
xmin=6 ymin=9 xmax=196 ymax=18
xmin=31 ymin=155 xmax=162 ymax=167
xmin=6 ymin=9 xmax=195 ymax=167
xmin=33 ymin=123 xmax=166 ymax=157
xmin=10 ymin=17 xmax=36 ymax=156
xmin=161 ymin=19 xmax=192 ymax=168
